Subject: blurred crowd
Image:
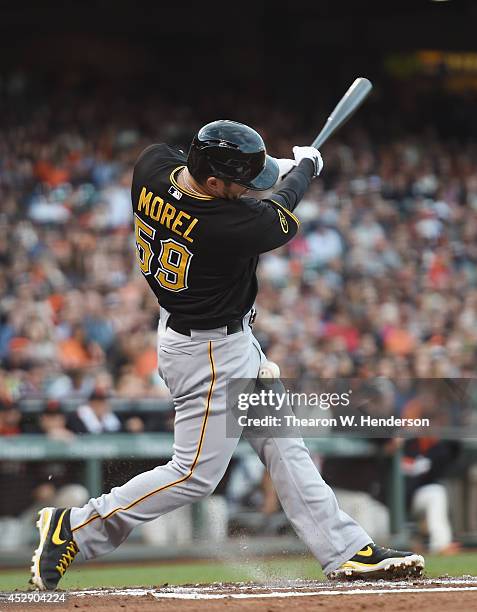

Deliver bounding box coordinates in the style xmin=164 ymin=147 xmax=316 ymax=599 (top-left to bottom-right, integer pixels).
xmin=1 ymin=77 xmax=476 ymax=552
xmin=256 ymin=139 xmax=477 ymax=382
xmin=1 ymin=84 xmax=477 ymax=411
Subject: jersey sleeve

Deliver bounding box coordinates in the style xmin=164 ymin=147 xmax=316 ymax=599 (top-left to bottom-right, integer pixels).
xmin=219 ymin=159 xmax=315 ymax=257
xmin=221 ymin=197 xmax=301 ymax=257
xmin=134 ymin=143 xmax=185 ymax=179
xmin=135 ymin=143 xmax=167 ymax=166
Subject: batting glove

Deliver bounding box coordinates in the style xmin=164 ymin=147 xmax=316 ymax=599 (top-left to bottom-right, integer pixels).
xmin=292 ymin=146 xmax=324 ymax=178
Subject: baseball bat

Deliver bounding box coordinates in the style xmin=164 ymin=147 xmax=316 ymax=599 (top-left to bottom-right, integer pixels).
xmin=311 ymin=77 xmax=373 ymax=149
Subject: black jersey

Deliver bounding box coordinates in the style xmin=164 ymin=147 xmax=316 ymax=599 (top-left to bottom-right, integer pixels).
xmin=131 ymin=144 xmax=314 ymax=328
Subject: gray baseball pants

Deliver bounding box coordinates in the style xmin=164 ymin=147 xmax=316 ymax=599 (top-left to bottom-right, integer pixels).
xmin=70 ymin=308 xmax=370 ymax=574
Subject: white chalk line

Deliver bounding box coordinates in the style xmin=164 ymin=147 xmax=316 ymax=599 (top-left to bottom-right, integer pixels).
xmin=72 ymin=578 xmax=477 ymax=600
xmin=151 ymin=586 xmax=477 ymax=599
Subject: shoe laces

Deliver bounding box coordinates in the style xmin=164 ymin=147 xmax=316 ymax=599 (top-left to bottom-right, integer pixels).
xmin=55 ymin=541 xmax=79 ymax=576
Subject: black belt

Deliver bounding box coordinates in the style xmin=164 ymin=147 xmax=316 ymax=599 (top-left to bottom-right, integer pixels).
xmin=167 ymin=317 xmax=244 ymax=337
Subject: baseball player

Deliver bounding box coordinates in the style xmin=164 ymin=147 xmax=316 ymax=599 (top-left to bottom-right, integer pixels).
xmin=30 ymin=120 xmax=424 ymax=589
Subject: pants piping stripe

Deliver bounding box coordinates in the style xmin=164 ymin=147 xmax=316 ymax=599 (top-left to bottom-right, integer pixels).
xmin=72 ymin=340 xmax=216 ymax=534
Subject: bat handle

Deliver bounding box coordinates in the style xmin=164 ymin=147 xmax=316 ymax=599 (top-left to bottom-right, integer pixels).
xmin=311 ymin=126 xmax=330 ymax=150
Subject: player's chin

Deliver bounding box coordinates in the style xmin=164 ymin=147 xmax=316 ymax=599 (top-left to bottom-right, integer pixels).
xmin=247 ymin=188 xmax=270 ymax=199
xmin=234 ymin=190 xmax=249 ymax=200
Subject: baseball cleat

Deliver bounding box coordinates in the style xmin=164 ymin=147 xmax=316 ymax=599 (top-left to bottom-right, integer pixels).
xmin=328 ymin=543 xmax=425 ymax=580
xmin=30 ymin=507 xmax=79 ymax=590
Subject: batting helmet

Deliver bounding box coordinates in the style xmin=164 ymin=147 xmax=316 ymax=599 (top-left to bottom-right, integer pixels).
xmin=187 ymin=120 xmax=279 ymax=191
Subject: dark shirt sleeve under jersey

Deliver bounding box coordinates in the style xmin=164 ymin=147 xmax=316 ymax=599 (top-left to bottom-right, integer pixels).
xmin=267 ymin=158 xmax=315 ymax=212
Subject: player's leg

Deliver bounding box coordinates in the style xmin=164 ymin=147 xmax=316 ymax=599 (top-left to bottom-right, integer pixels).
xmin=246 ymin=432 xmax=371 ymax=573
xmin=245 ymin=337 xmax=424 ymax=578
xmin=70 ymin=328 xmax=258 ymax=559
xmin=247 ymin=423 xmax=424 ymax=579
xmin=30 ymin=320 xmax=259 ymax=588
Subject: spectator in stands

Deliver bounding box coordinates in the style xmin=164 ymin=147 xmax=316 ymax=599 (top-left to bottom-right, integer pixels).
xmin=0 ymin=398 xmax=21 ymax=436
xmin=399 ymin=388 xmax=461 ymax=554
xmin=402 ymin=436 xmax=460 ymax=554
xmin=25 ymin=400 xmax=76 ymax=442
xmin=57 ymin=324 xmax=105 ymax=370
xmin=67 ymin=387 xmax=144 ymax=434
xmin=67 ymin=387 xmax=122 ymax=434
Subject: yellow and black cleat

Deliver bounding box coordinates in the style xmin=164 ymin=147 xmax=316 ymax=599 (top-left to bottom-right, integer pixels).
xmin=30 ymin=507 xmax=79 ymax=590
xmin=328 ymin=543 xmax=425 ymax=580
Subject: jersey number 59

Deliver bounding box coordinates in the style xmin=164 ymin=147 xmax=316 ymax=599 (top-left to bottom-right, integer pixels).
xmin=134 ymin=214 xmax=192 ymax=292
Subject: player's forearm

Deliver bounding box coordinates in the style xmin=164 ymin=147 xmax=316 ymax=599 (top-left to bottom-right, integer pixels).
xmin=267 ymin=159 xmax=315 ymax=212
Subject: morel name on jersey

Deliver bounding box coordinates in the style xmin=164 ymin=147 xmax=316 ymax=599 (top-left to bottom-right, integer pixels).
xmin=136 ymin=186 xmax=198 ymax=243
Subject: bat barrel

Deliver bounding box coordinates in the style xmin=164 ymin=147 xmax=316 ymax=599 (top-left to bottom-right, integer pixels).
xmin=311 ymin=78 xmax=373 ymax=149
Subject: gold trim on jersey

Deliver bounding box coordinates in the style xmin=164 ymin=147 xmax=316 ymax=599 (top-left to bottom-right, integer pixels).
xmin=170 ymin=166 xmax=214 ymax=201
xmin=268 ymin=198 xmax=301 ymax=226
xmin=71 ymin=341 xmax=216 ymax=534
